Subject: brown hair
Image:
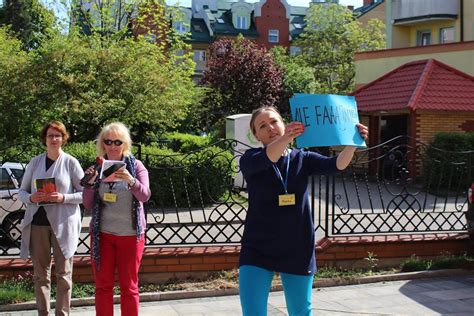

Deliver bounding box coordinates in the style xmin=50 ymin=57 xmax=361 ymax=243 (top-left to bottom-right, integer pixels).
xmin=249 ymin=106 xmax=284 ymax=136
xmin=40 ymin=121 xmax=69 ymax=146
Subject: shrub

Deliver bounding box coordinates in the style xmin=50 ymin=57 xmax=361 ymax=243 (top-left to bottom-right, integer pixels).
xmin=64 ymin=141 xmax=97 ymax=168
xmin=400 ymin=255 xmax=431 ymax=272
xmin=422 ymin=132 xmax=474 ymax=192
xmin=142 ymin=145 xmax=235 ymax=207
xmin=161 ymin=132 xmax=212 ymax=153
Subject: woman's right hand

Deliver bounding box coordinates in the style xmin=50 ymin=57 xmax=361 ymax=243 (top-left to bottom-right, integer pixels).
xmin=84 ymin=166 xmax=99 ymax=185
xmin=30 ymin=191 xmax=47 ymax=203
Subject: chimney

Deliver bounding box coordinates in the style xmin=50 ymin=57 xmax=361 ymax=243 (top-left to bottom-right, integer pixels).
xmin=363 ymin=0 xmax=372 ymax=6
xmin=347 ymin=5 xmax=354 ymax=11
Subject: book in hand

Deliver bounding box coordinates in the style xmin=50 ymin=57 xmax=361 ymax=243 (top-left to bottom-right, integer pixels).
xmin=34 ymin=177 xmax=57 ymax=206
xmin=100 ymin=160 xmax=126 ymax=182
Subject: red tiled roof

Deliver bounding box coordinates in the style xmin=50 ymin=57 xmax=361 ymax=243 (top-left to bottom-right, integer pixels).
xmin=351 ymin=59 xmax=474 ymax=112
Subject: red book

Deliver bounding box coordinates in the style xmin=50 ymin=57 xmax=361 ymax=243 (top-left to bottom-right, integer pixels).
xmin=34 ymin=177 xmax=57 ymax=206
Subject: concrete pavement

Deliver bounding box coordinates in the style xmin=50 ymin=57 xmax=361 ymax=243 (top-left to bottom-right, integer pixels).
xmin=1 ymin=270 xmax=473 ymax=315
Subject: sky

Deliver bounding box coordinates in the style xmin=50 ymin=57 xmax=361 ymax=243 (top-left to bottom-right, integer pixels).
xmin=34 ymin=0 xmax=364 ymax=30
xmin=165 ymin=0 xmax=364 ymax=8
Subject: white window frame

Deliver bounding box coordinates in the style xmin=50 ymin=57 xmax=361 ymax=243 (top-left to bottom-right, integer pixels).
xmin=175 ymin=21 xmax=187 ymax=34
xmin=440 ymin=27 xmax=455 ymax=44
xmin=236 ymin=16 xmax=247 ymax=29
xmin=193 ymin=50 xmax=206 ymax=62
xmin=417 ymin=30 xmax=431 ymax=46
xmin=268 ymin=29 xmax=279 ymax=43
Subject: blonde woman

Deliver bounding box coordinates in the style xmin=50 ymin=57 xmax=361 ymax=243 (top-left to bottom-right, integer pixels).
xmin=82 ymin=122 xmax=151 ymax=316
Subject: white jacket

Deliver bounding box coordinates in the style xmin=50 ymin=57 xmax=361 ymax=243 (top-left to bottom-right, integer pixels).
xmin=18 ymin=151 xmax=84 ymax=259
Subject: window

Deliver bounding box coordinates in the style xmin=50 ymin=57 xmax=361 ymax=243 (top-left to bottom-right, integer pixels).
xmin=0 ymin=169 xmax=14 ymax=190
xmin=175 ymin=21 xmax=186 ymax=34
xmin=440 ymin=27 xmax=455 ymax=44
xmin=10 ymin=169 xmax=24 ymax=185
xmin=193 ymin=50 xmax=206 ymax=62
xmin=417 ymin=30 xmax=431 ymax=46
xmin=236 ymin=16 xmax=247 ymax=29
xmin=268 ymin=29 xmax=279 ymax=43
xmin=289 ymin=46 xmax=302 ymax=56
xmin=293 ymin=23 xmax=303 ymax=29
xmin=217 ymin=18 xmax=225 ymax=24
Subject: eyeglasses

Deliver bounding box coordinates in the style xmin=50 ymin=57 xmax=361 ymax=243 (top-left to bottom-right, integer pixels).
xmin=47 ymin=134 xmax=63 ymax=140
xmin=103 ymin=139 xmax=124 ymax=146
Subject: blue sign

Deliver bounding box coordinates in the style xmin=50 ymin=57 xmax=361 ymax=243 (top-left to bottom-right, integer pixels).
xmin=290 ymin=94 xmax=366 ymax=148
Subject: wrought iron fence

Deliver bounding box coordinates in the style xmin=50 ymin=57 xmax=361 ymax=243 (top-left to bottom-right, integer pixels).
xmin=0 ymin=136 xmax=471 ymax=256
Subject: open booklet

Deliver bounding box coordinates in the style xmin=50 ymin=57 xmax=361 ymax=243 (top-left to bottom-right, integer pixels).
xmin=34 ymin=177 xmax=57 ymax=206
xmin=100 ymin=160 xmax=126 ymax=182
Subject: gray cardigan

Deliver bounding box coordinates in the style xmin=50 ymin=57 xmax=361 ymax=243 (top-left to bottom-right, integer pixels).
xmin=18 ymin=151 xmax=84 ymax=259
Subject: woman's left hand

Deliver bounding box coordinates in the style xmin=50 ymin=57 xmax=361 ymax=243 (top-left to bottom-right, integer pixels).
xmin=114 ymin=168 xmax=134 ymax=186
xmin=357 ymin=123 xmax=369 ymax=141
xmin=48 ymin=192 xmax=65 ymax=203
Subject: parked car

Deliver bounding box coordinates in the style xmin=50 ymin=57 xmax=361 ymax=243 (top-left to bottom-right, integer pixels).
xmin=0 ymin=162 xmax=26 ymax=246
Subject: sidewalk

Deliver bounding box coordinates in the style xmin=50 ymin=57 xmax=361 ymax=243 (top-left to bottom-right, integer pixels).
xmin=1 ymin=271 xmax=473 ymax=315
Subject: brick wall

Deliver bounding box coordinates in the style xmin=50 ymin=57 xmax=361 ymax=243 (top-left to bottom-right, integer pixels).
xmin=416 ymin=110 xmax=474 ymax=144
xmin=254 ymin=0 xmax=290 ymax=50
xmin=0 ymin=233 xmax=468 ymax=283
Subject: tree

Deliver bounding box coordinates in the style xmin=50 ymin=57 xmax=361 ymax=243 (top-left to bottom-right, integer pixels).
xmin=2 ymin=0 xmax=55 ymax=49
xmin=71 ymin=0 xmax=183 ymax=44
xmin=198 ymin=36 xmax=284 ymax=132
xmin=0 ymin=27 xmax=40 ymax=148
xmin=294 ymin=3 xmax=385 ymax=94
xmin=0 ymin=26 xmax=202 ymax=145
xmin=270 ymin=46 xmax=319 ymax=116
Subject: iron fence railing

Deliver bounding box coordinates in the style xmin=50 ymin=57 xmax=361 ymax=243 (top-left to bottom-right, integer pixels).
xmin=0 ymin=136 xmax=471 ymax=256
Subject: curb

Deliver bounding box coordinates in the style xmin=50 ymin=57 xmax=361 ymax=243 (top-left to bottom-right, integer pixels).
xmin=0 ymin=269 xmax=472 ymax=312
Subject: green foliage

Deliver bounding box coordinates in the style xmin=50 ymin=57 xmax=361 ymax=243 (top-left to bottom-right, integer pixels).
xmin=422 ymin=132 xmax=474 ymax=192
xmin=0 ymin=27 xmax=202 ymax=146
xmin=197 ymin=35 xmax=283 ymax=133
xmin=400 ymin=253 xmax=470 ymax=272
xmin=294 ymin=3 xmax=385 ymax=94
xmin=143 ymin=145 xmax=234 ymax=207
xmin=364 ymin=251 xmax=379 ymax=274
xmin=2 ymin=0 xmax=56 ymax=49
xmin=270 ymin=46 xmax=319 ymax=116
xmin=161 ymin=132 xmax=213 ymax=153
xmin=400 ymin=255 xmax=431 ymax=272
xmin=0 ymin=273 xmax=35 ymax=305
xmin=0 ymin=27 xmax=41 ymax=148
xmin=64 ymin=141 xmax=97 ymax=167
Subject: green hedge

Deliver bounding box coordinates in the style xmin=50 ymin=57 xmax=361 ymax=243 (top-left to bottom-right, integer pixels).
xmin=67 ymin=141 xmax=235 ymax=208
xmin=2 ymin=138 xmax=235 ymax=208
xmin=422 ymin=132 xmax=474 ymax=191
xmin=161 ymin=132 xmax=212 ymax=153
xmin=142 ymin=145 xmax=234 ymax=207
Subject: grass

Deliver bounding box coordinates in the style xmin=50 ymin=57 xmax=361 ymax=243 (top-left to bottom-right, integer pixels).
xmin=1 ymin=253 xmax=472 ymax=305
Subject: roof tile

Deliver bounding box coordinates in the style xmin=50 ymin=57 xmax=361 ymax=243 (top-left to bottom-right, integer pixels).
xmin=352 ymin=59 xmax=474 ymax=112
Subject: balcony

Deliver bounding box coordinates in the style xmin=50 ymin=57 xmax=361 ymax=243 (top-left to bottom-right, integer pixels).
xmin=391 ymin=0 xmax=458 ymax=26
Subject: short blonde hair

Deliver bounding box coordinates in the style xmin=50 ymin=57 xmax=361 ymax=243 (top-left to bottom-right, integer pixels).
xmin=96 ymin=122 xmax=132 ymax=157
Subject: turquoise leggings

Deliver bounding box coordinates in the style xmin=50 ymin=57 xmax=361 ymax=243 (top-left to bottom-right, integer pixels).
xmin=239 ymin=265 xmax=314 ymax=316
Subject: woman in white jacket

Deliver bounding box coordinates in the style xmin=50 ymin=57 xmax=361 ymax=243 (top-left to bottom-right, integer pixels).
xmin=19 ymin=121 xmax=84 ymax=316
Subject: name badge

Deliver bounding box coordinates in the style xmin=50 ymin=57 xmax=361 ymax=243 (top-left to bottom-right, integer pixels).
xmin=103 ymin=192 xmax=117 ymax=203
xmin=279 ymin=194 xmax=295 ymax=206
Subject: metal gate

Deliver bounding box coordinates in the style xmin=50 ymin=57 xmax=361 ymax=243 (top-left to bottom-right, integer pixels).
xmin=0 ymin=137 xmax=471 ymax=256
